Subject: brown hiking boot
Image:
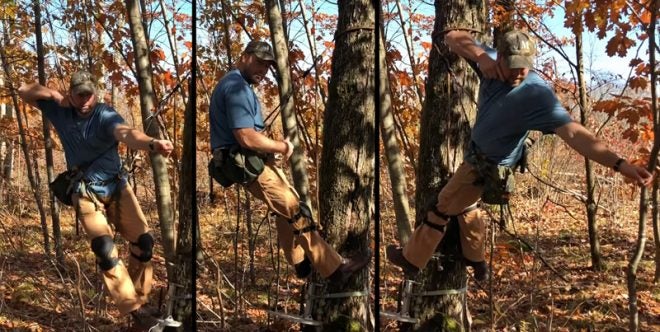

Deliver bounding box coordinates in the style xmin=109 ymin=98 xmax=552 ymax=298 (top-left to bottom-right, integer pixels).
xmin=328 ymin=251 xmax=371 ymax=283
xmin=130 ymin=306 xmax=160 ymax=330
xmin=465 ymin=259 xmax=489 ymax=282
xmin=294 ymin=256 xmax=312 ymax=279
xmin=386 ymin=245 xmax=419 ymax=277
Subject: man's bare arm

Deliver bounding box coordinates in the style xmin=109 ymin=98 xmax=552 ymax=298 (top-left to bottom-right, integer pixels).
xmin=556 ymin=121 xmax=653 ymax=186
xmin=17 ymin=83 xmax=67 ymax=107
xmin=113 ymin=124 xmax=174 ymax=157
xmin=233 ymin=128 xmax=293 ymax=159
xmin=444 ymin=29 xmax=504 ymax=80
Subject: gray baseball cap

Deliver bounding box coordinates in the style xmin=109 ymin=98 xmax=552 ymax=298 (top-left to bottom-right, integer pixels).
xmin=497 ymin=30 xmax=536 ymax=69
xmin=244 ymin=41 xmax=276 ymax=64
xmin=70 ymin=71 xmax=96 ymax=95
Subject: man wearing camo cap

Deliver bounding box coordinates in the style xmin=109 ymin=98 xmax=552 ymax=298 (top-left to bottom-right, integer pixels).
xmin=387 ymin=29 xmax=653 ymax=281
xmin=209 ymin=40 xmax=370 ymax=283
xmin=18 ymin=71 xmax=175 ymax=329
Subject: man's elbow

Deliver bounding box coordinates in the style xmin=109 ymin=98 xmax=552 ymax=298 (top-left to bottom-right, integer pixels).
xmin=17 ymin=84 xmax=30 ymax=99
xmin=234 ymin=132 xmax=255 ymax=150
xmin=17 ymin=83 xmax=39 ymax=101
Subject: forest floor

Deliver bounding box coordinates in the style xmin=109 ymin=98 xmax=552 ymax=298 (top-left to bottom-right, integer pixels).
xmin=0 ymin=185 xmax=172 ymax=332
xmin=195 ymin=171 xmax=659 ymax=331
xmin=1 ymin=173 xmax=659 ymax=331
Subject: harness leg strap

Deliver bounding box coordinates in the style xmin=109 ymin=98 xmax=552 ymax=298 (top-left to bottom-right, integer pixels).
xmin=290 ymin=201 xmax=317 ymax=235
xmin=423 ymin=204 xmax=452 ymax=233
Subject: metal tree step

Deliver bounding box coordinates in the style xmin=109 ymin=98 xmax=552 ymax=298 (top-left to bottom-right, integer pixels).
xmin=266 ymin=310 xmax=323 ymax=326
xmin=380 ymin=311 xmax=420 ymax=324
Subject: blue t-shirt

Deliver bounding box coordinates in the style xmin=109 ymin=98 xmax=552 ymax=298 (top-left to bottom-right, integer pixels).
xmin=37 ymin=99 xmax=125 ymax=197
xmin=469 ymin=47 xmax=573 ymax=167
xmin=209 ymin=69 xmax=265 ymax=149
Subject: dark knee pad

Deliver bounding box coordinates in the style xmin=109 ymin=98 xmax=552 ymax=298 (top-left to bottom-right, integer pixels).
xmin=130 ymin=233 xmax=154 ymax=262
xmin=423 ymin=201 xmax=452 ymax=233
xmin=91 ymin=235 xmax=119 ymax=271
xmin=290 ymin=201 xmax=317 ymax=235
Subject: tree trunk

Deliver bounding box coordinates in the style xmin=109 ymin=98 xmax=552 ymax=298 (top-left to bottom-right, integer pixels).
xmin=157 ymin=0 xmax=189 ymax=218
xmin=33 ymin=0 xmax=64 ymax=268
xmin=628 ymin=2 xmax=657 ymax=330
xmin=575 ymin=12 xmax=603 ymax=271
xmin=265 ymin=0 xmax=314 ymax=212
xmin=220 ymin=0 xmax=233 ymax=69
xmin=653 ymin=178 xmax=659 ymax=283
xmin=2 ymin=139 xmax=14 ymax=180
xmin=169 ymin=76 xmax=196 ymax=331
xmin=125 ymin=0 xmax=176 ymax=276
xmin=0 ymin=93 xmax=15 ymax=180
xmin=378 ymin=19 xmax=412 ymax=244
xmin=407 ymin=0 xmax=484 ymax=330
xmin=0 ymin=28 xmax=50 ymax=257
xmin=315 ymin=0 xmax=375 ymax=329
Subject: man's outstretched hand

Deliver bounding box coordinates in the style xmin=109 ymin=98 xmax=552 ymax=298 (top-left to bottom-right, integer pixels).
xmin=619 ymin=161 xmax=654 ymax=187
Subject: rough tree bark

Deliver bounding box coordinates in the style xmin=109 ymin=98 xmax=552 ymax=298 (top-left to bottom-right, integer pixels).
xmin=265 ymin=0 xmax=314 ymax=212
xmin=0 ymin=27 xmax=50 ymax=256
xmin=0 ymin=83 xmax=15 ymax=180
xmin=125 ymin=0 xmax=176 ymax=276
xmin=33 ymin=0 xmax=64 ymax=268
xmin=379 ymin=18 xmax=412 ymax=244
xmin=169 ymin=77 xmax=195 ymax=330
xmin=406 ymin=0 xmax=484 ymax=330
xmin=315 ymin=0 xmax=375 ymax=329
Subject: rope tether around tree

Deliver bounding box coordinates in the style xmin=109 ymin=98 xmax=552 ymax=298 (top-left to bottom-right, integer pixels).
xmin=334 ymin=25 xmax=375 ymax=40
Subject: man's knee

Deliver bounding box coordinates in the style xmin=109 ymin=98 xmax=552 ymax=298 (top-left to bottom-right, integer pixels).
xmin=91 ymin=235 xmax=119 ymax=271
xmin=422 ymin=199 xmax=453 ymax=233
xmin=130 ymin=233 xmax=154 ymax=262
xmin=289 ymin=201 xmax=317 ymax=235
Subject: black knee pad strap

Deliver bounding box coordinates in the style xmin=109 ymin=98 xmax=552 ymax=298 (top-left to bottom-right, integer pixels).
xmin=91 ymin=235 xmax=119 ymax=271
xmin=290 ymin=201 xmax=317 ymax=235
xmin=292 ymin=224 xmax=317 ymax=235
xmin=293 ymin=201 xmax=314 ymax=222
xmin=423 ymin=219 xmax=447 ymax=233
xmin=428 ymin=204 xmax=451 ymax=220
xmin=130 ymin=233 xmax=154 ymax=262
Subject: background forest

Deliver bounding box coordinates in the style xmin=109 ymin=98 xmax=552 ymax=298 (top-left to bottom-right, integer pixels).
xmin=0 ymin=0 xmax=193 ymax=330
xmin=0 ymin=0 xmax=657 ymax=331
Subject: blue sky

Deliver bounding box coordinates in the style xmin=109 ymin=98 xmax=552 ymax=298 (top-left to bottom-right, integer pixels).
xmin=394 ymin=2 xmax=648 ymax=84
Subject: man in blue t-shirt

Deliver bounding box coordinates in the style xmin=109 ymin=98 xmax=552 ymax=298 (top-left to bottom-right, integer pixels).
xmin=18 ymin=71 xmax=175 ymax=328
xmin=387 ymin=30 xmax=653 ymax=281
xmin=209 ymin=41 xmax=370 ymax=283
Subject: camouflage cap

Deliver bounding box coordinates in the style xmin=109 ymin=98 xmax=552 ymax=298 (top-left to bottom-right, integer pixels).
xmin=497 ymin=30 xmax=536 ymax=69
xmin=70 ymin=71 xmax=96 ymax=95
xmin=243 ymin=41 xmax=276 ymax=64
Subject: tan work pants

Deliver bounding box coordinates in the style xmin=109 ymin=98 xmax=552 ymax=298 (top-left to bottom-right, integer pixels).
xmin=246 ymin=164 xmax=343 ymax=278
xmin=403 ymin=162 xmax=486 ymax=268
xmin=73 ymin=183 xmax=153 ymax=315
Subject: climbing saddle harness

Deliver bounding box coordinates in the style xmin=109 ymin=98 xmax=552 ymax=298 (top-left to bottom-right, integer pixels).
xmin=468 ymin=141 xmax=529 ymax=206
xmin=209 ymin=145 xmax=268 ymax=187
xmin=50 ymin=143 xmax=118 ymax=206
